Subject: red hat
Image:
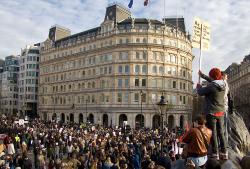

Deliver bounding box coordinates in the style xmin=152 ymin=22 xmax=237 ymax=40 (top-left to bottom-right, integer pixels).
xmin=209 ymin=68 xmax=222 ymax=80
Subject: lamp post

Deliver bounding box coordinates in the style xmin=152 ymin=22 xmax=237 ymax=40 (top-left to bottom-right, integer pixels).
xmin=157 ymin=95 xmax=168 ymax=155
xmin=85 ymin=99 xmax=88 ymax=123
xmin=140 ymin=90 xmax=143 ymax=128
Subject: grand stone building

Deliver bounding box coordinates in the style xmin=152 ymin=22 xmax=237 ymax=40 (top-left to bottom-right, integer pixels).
xmin=225 ymin=54 xmax=250 ymax=129
xmin=38 ymin=3 xmax=193 ymax=129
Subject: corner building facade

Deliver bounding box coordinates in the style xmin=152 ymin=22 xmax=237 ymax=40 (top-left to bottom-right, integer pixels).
xmin=39 ymin=3 xmax=193 ymax=129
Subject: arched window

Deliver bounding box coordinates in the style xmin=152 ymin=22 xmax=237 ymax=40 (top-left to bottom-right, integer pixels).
xmin=143 ymin=38 xmax=147 ymax=43
xmin=159 ymin=66 xmax=164 ymax=74
xmin=136 ymin=38 xmax=140 ymax=43
xmin=135 ymin=65 xmax=140 ymax=73
xmin=153 ymin=39 xmax=157 ymax=44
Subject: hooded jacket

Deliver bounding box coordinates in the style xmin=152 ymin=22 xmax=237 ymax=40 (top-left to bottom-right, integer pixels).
xmin=200 ymin=73 xmax=229 ymax=111
xmin=197 ymin=80 xmax=226 ymax=115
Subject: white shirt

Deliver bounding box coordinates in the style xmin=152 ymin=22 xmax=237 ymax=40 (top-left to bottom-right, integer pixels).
xmin=7 ymin=143 xmax=15 ymax=155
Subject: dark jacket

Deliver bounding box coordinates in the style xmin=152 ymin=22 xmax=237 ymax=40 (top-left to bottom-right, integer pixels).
xmin=22 ymin=158 xmax=32 ymax=169
xmin=197 ymin=80 xmax=226 ymax=115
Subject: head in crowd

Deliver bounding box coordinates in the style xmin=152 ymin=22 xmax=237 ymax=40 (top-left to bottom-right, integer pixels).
xmin=195 ymin=115 xmax=206 ymax=126
xmin=221 ymin=71 xmax=228 ymax=80
xmin=209 ymin=68 xmax=222 ymax=80
xmin=205 ymin=158 xmax=221 ymax=169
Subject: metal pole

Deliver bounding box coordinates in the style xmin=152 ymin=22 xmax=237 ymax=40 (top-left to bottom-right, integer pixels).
xmin=140 ymin=90 xmax=143 ymax=128
xmin=161 ymin=107 xmax=163 ymax=155
xmin=199 ymin=24 xmax=203 ymax=84
xmin=53 ymin=97 xmax=55 ymax=114
xmin=86 ymin=100 xmax=88 ymax=123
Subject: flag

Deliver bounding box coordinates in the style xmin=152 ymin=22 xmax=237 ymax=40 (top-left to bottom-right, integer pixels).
xmin=128 ymin=0 xmax=133 ymax=8
xmin=178 ymin=122 xmax=190 ymax=143
xmin=144 ymin=0 xmax=149 ymax=6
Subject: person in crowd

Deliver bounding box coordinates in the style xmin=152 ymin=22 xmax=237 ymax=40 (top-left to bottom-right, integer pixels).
xmin=7 ymin=139 xmax=15 ymax=156
xmin=182 ymin=115 xmax=212 ymax=168
xmin=199 ymin=70 xmax=230 ymax=142
xmin=22 ymin=153 xmax=32 ymax=169
xmin=197 ymin=68 xmax=228 ymax=160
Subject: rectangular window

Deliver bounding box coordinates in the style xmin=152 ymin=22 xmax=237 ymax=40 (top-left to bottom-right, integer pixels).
xmin=118 ymin=66 xmax=123 ymax=73
xmin=142 ymin=79 xmax=146 ymax=87
xmin=173 ymin=81 xmax=176 ymax=88
xmin=104 ymin=67 xmax=107 ymax=74
xmin=118 ymin=79 xmax=122 ymax=88
xmin=100 ymin=68 xmax=103 ymax=74
xmin=124 ymin=92 xmax=129 ymax=103
xmin=135 ymin=78 xmax=139 ymax=87
xmin=109 ymin=66 xmax=112 ymax=74
xmin=125 ymin=65 xmax=129 ymax=73
xmin=180 ymin=82 xmax=182 ymax=90
xmin=172 ymin=95 xmax=176 ymax=104
xmin=134 ymin=93 xmax=139 ymax=102
xmin=152 ymin=79 xmax=157 ymax=88
xmin=117 ymin=93 xmax=122 ymax=103
xmin=125 ymin=79 xmax=129 ymax=87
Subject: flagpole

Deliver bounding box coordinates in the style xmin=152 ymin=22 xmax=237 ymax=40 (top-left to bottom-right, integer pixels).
xmin=164 ymin=0 xmax=166 ymax=18
xmin=199 ymin=24 xmax=203 ymax=84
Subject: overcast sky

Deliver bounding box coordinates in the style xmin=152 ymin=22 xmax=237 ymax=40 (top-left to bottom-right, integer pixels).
xmin=0 ymin=0 xmax=250 ymax=83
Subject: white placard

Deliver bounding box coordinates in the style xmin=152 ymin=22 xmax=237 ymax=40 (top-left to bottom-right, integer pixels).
xmin=192 ymin=17 xmax=211 ymax=51
xmin=19 ymin=119 xmax=25 ymax=125
xmin=201 ymin=21 xmax=211 ymax=51
xmin=192 ymin=16 xmax=202 ymax=49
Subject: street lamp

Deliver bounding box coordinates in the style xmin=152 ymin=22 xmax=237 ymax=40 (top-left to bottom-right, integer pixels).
xmin=157 ymin=95 xmax=168 ymax=155
xmin=85 ymin=99 xmax=88 ymax=123
xmin=140 ymin=90 xmax=143 ymax=128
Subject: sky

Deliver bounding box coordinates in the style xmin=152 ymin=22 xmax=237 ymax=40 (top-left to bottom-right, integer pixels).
xmin=0 ymin=0 xmax=250 ymax=83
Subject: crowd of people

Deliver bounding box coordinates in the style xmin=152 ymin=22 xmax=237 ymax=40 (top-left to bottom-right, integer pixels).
xmin=0 ymin=117 xmax=186 ymax=169
xmin=0 ymin=68 xmax=233 ymax=169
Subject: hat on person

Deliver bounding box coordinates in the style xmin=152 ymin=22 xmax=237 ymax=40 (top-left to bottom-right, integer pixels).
xmin=209 ymin=68 xmax=222 ymax=80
